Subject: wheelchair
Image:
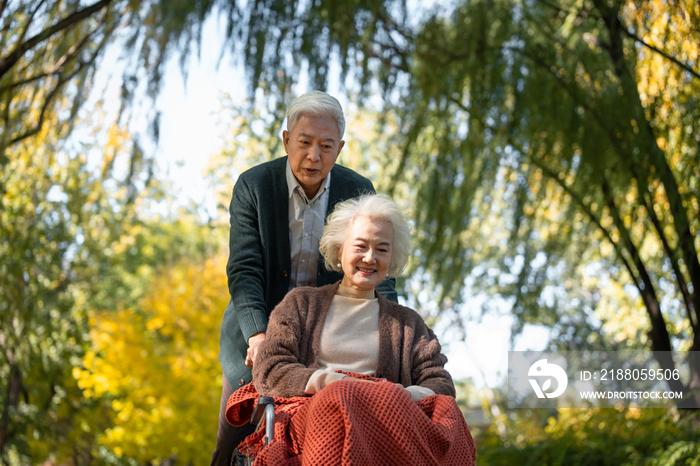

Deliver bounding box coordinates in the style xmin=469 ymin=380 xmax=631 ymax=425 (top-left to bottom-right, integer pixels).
xmin=232 ymin=396 xmax=275 ymax=466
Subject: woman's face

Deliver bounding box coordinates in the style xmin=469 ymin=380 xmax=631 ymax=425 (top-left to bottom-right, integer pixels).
xmin=338 ymin=216 xmax=393 ymax=292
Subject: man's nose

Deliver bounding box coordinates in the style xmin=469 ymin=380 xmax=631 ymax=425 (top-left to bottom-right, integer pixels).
xmin=307 ymin=144 xmax=321 ymax=161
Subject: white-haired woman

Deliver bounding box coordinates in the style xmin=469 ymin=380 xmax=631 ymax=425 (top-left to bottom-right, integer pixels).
xmin=229 ymin=194 xmax=476 ymax=465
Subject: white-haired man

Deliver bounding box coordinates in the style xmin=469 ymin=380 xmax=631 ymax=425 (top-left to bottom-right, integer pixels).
xmin=212 ymin=91 xmax=397 ymax=465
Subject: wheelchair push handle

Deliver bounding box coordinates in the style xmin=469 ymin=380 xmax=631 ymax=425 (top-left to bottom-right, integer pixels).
xmin=250 ymin=396 xmax=275 ymax=446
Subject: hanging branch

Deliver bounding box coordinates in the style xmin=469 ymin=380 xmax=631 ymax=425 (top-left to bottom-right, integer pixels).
xmin=0 ymin=17 xmax=99 ymax=93
xmin=596 ymin=0 xmax=700 ymax=324
xmin=0 ymin=0 xmax=114 ymax=79
xmin=622 ymin=29 xmax=700 ymax=82
xmin=8 ymin=19 xmax=110 ymax=145
xmin=0 ymin=0 xmax=9 ymax=21
xmin=643 ymin=189 xmax=699 ymax=332
xmin=530 ymin=158 xmax=641 ymax=290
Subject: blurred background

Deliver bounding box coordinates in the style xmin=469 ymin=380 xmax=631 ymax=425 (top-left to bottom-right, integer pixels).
xmin=1 ymin=0 xmax=699 ymax=464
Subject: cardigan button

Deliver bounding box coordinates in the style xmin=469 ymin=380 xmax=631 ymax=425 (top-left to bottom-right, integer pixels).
xmin=281 ymin=270 xmax=288 ymax=278
xmin=239 ymin=379 xmax=245 ymax=387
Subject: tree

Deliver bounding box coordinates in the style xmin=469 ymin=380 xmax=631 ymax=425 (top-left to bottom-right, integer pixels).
xmin=0 ymin=106 xmax=160 ymax=461
xmin=74 ymin=256 xmax=227 ymax=464
xmin=1 ymin=0 xmax=116 ymax=158
xmin=0 ymin=0 xmax=233 ymax=167
xmin=373 ymin=0 xmax=700 ymax=406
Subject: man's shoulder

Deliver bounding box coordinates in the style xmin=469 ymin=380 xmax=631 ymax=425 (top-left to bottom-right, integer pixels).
xmin=238 ymin=157 xmax=287 ymax=183
xmin=330 ymin=163 xmax=374 ymax=190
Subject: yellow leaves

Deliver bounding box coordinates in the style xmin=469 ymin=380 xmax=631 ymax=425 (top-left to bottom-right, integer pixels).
xmin=146 ymin=316 xmax=165 ymax=331
xmin=625 ymin=405 xmax=642 ymax=420
xmin=594 ymin=278 xmax=649 ymax=348
xmin=74 ymin=256 xmax=228 ymax=463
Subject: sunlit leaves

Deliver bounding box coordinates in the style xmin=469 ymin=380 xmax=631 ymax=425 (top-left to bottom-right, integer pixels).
xmin=0 ymin=99 xmax=159 ymax=462
xmin=366 ymin=0 xmax=700 ymax=362
xmin=478 ymin=407 xmax=700 ymax=465
xmin=75 ymin=257 xmax=227 ymax=464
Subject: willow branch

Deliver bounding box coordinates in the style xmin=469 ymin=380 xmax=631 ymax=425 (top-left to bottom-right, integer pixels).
xmin=528 ymin=156 xmax=641 ymax=291
xmin=623 ymin=29 xmax=700 ymax=81
xmin=643 ymin=188 xmax=699 ymax=332
xmin=0 ymin=20 xmax=98 ymax=92
xmin=9 ymin=24 xmax=108 ymax=145
xmin=17 ymin=0 xmax=49 ymax=46
xmin=0 ymin=0 xmax=113 ymax=79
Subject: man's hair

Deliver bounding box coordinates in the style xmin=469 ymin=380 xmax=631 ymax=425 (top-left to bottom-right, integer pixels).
xmin=320 ymin=194 xmax=411 ymax=278
xmin=286 ymin=91 xmax=346 ymax=139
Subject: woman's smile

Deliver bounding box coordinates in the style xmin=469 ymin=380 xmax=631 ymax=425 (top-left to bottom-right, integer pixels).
xmin=338 ymin=216 xmax=393 ymax=291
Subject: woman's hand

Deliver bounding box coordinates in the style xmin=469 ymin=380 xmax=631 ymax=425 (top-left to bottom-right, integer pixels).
xmin=394 ymin=383 xmax=412 ymax=398
xmin=342 ymin=376 xmax=376 ymax=383
xmin=339 ymin=378 xmax=410 ymax=397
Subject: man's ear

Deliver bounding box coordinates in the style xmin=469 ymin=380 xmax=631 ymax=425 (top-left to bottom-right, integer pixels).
xmin=282 ymin=130 xmax=290 ymax=153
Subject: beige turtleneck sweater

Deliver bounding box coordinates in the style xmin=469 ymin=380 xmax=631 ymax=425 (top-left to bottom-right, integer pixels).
xmin=304 ymin=284 xmax=435 ymax=402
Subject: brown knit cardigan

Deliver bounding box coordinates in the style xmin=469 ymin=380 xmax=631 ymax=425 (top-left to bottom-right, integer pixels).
xmin=252 ymin=282 xmax=455 ymax=399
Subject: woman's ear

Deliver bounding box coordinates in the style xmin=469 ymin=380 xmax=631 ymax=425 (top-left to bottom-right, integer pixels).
xmin=336 ymin=246 xmax=342 ymax=270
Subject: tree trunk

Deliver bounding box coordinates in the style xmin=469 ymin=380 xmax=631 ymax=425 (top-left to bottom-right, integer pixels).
xmin=0 ymin=364 xmax=21 ymax=454
xmin=594 ymin=0 xmax=700 ymax=409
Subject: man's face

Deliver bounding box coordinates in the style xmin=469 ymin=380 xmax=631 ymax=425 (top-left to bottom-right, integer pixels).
xmin=283 ymin=114 xmax=345 ymax=199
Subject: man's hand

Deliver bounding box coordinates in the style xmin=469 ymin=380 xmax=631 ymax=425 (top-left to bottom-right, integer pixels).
xmin=246 ymin=332 xmax=266 ymax=368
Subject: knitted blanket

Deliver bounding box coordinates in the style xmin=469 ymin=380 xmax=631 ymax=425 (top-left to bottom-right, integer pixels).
xmin=226 ymin=374 xmax=477 ymax=465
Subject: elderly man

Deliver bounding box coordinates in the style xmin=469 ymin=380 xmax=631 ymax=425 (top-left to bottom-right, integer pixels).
xmin=211 ymin=91 xmax=397 ymax=465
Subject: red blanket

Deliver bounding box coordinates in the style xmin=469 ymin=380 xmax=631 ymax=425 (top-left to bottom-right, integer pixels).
xmin=226 ymin=375 xmax=477 ymax=465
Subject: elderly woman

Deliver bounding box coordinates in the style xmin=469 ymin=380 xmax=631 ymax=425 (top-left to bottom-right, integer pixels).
xmin=228 ymin=194 xmax=476 ymax=465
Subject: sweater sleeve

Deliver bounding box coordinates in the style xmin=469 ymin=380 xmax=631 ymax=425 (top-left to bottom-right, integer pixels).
xmin=405 ymin=385 xmax=436 ymax=402
xmin=304 ymin=370 xmax=348 ymax=395
xmin=410 ymin=320 xmax=456 ymax=398
xmin=252 ymin=289 xmax=318 ymax=398
xmin=226 ymin=176 xmax=269 ymax=341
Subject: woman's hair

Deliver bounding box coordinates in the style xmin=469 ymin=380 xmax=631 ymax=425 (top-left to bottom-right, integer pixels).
xmin=320 ymin=194 xmax=411 ymax=278
xmin=286 ymin=91 xmax=346 ymax=139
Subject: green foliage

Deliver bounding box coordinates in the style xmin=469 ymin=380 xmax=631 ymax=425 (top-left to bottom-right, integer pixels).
xmin=1 ymin=0 xmax=411 ymax=160
xmin=0 ymin=115 xmax=139 ymax=460
xmin=477 ymin=408 xmax=700 ymax=466
xmin=382 ymin=0 xmax=700 ymax=345
xmin=1 ymin=101 xmax=225 ymax=462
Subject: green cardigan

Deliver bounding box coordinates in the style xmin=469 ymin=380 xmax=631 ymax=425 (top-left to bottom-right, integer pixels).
xmin=220 ymin=156 xmax=397 ymax=389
